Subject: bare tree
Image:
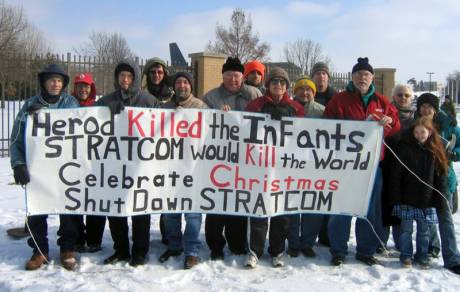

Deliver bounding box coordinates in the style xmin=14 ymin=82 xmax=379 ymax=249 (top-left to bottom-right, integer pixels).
xmin=206 ymin=8 xmax=270 ymax=63
xmin=75 ymin=31 xmax=135 ymax=63
xmin=0 ymin=0 xmax=27 ymax=53
xmin=283 ymin=38 xmax=331 ymax=76
xmin=16 ymin=24 xmax=50 ymax=56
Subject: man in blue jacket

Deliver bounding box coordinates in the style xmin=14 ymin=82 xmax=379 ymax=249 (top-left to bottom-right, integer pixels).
xmin=10 ymin=64 xmax=80 ymax=271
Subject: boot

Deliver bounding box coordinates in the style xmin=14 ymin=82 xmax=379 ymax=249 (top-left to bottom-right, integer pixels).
xmin=184 ymin=256 xmax=200 ymax=269
xmin=25 ymin=253 xmax=49 ymax=271
xmin=159 ymin=249 xmax=182 ymax=263
xmin=60 ymin=251 xmax=77 ymax=271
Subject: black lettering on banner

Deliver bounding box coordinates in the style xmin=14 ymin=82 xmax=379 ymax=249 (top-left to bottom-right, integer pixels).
xmin=133 ymin=189 xmax=148 ymax=212
xmin=183 ymin=175 xmax=193 ymax=187
xmin=52 ymin=119 xmax=66 ymax=135
xmin=120 ymin=136 xmax=138 ymax=161
xmin=84 ymin=189 xmax=96 ymax=211
xmin=330 ymin=123 xmax=347 ymax=150
xmin=64 ymin=187 xmax=81 ymax=210
xmin=181 ymin=198 xmax=192 ymax=210
xmin=104 ymin=137 xmax=120 ymax=159
xmin=166 ymin=198 xmax=178 ymax=210
xmin=285 ymin=190 xmax=299 ymax=211
xmin=252 ymin=193 xmax=267 ymax=215
xmin=235 ymin=190 xmax=250 ymax=213
xmin=209 ymin=113 xmax=239 ymax=140
xmin=243 ymin=115 xmax=265 ymax=144
xmin=318 ymin=191 xmax=333 ymax=211
xmin=348 ymin=131 xmax=365 ymax=152
xmin=65 ymin=135 xmax=84 ymax=159
xmin=84 ymin=116 xmax=100 ymax=134
xmin=270 ymin=191 xmax=283 ymax=212
xmin=88 ymin=135 xmax=103 ymax=160
xmin=59 ymin=162 xmax=80 ymax=186
xmin=45 ymin=136 xmax=63 ymax=158
xmin=32 ymin=112 xmax=50 ymax=136
xmin=301 ymin=191 xmax=316 ymax=210
xmin=200 ymin=188 xmax=215 ymax=210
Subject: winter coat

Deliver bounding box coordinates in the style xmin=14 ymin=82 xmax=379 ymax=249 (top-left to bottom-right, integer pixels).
xmin=323 ymin=83 xmax=400 ymax=160
xmin=303 ymin=101 xmax=325 ymax=118
xmin=162 ymin=93 xmax=209 ymax=109
xmin=432 ymin=110 xmax=460 ymax=194
xmin=10 ymin=94 xmax=79 ymax=168
xmin=96 ymin=59 xmax=160 ymax=109
xmin=141 ymin=58 xmax=173 ymax=103
xmin=10 ymin=64 xmax=79 ymax=169
xmin=388 ymin=132 xmax=448 ymax=209
xmin=245 ymin=92 xmax=304 ymax=119
xmin=315 ymin=86 xmax=336 ymax=107
xmin=203 ymin=83 xmax=261 ymax=111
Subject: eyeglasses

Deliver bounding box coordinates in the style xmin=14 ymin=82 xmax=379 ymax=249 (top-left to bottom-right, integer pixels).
xmin=270 ymin=78 xmax=287 ymax=86
xmin=150 ymin=70 xmax=164 ymax=75
xmin=397 ymin=93 xmax=412 ymax=98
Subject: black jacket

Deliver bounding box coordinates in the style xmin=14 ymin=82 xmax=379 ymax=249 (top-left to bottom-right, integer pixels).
xmin=389 ymin=132 xmax=448 ymax=209
xmin=96 ymin=59 xmax=160 ymax=108
xmin=315 ymin=86 xmax=336 ymax=107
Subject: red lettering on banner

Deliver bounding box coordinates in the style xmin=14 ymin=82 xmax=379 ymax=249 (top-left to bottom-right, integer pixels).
xmin=210 ymin=164 xmax=231 ymax=187
xmin=128 ymin=110 xmax=145 ymax=137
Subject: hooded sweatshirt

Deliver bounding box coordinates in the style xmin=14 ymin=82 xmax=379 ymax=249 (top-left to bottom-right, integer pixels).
xmin=141 ymin=58 xmax=174 ymax=103
xmin=96 ymin=59 xmax=160 ymax=108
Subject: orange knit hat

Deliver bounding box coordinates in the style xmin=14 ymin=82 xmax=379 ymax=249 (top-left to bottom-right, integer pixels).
xmin=244 ymin=60 xmax=265 ymax=80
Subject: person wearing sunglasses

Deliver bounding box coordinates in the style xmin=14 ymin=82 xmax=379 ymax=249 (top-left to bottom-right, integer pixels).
xmin=244 ymin=67 xmax=304 ymax=268
xmin=141 ymin=57 xmax=174 ymax=104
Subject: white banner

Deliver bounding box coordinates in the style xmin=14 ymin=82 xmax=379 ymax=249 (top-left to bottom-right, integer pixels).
xmin=25 ymin=107 xmax=383 ymax=218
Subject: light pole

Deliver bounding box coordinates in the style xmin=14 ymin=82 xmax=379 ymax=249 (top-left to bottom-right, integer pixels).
xmin=427 ymin=72 xmax=434 ymax=92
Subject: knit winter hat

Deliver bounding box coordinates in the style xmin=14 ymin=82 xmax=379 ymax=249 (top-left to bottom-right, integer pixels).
xmin=173 ymin=72 xmax=193 ymax=91
xmin=222 ymin=57 xmax=244 ymax=74
xmin=311 ymin=62 xmax=330 ymax=77
xmin=244 ymin=60 xmax=265 ymax=80
xmin=115 ymin=63 xmax=135 ymax=78
xmin=294 ymin=76 xmax=316 ymax=96
xmin=352 ymin=57 xmax=374 ymax=74
xmin=265 ymin=67 xmax=290 ymax=89
xmin=417 ymin=93 xmax=439 ymax=112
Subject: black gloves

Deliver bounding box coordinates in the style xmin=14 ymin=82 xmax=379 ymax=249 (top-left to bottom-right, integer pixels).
xmin=447 ymin=151 xmax=458 ymax=161
xmin=13 ymin=165 xmax=30 ymax=186
xmin=26 ymin=103 xmax=44 ymax=114
xmin=108 ymin=100 xmax=125 ymax=115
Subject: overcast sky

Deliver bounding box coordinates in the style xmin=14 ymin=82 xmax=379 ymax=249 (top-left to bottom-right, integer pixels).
xmin=9 ymin=0 xmax=460 ymax=84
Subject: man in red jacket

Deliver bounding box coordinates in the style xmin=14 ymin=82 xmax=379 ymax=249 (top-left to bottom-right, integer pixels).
xmin=323 ymin=57 xmax=400 ymax=266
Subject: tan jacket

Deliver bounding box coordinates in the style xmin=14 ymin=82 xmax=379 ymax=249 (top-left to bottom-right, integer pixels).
xmin=202 ymin=83 xmax=261 ymax=110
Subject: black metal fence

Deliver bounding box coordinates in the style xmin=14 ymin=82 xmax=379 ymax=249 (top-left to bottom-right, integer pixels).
xmin=0 ymin=53 xmax=193 ymax=157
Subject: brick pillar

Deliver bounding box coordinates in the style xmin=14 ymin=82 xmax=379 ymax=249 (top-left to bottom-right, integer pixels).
xmin=374 ymin=68 xmax=396 ymax=100
xmin=188 ymin=52 xmax=227 ymax=98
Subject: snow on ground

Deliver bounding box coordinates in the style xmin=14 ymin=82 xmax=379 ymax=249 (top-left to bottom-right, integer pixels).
xmin=0 ymin=157 xmax=460 ymax=291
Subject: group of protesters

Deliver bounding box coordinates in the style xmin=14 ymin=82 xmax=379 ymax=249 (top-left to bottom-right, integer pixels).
xmin=8 ymin=54 xmax=460 ymax=276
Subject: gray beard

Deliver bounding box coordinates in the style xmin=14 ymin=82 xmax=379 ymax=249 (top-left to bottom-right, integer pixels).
xmin=175 ymin=90 xmax=191 ymax=102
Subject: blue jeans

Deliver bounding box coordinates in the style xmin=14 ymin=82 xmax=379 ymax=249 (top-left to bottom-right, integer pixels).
xmin=288 ymin=214 xmax=325 ymax=251
xmin=164 ymin=213 xmax=202 ymax=257
xmin=428 ymin=190 xmax=460 ymax=268
xmin=381 ymin=225 xmax=401 ymax=250
xmin=328 ymin=167 xmax=383 ymax=257
xmin=399 ymin=219 xmax=429 ymax=262
xmin=27 ymin=214 xmax=78 ymax=254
